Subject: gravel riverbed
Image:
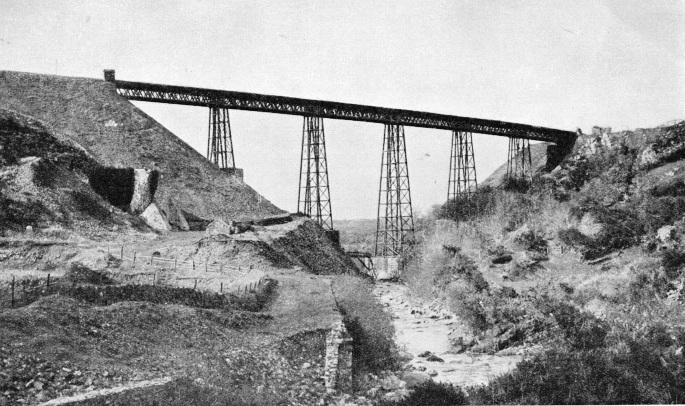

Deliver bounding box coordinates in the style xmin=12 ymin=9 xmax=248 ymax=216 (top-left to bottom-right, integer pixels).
xmin=373 ymin=282 xmax=522 ymax=388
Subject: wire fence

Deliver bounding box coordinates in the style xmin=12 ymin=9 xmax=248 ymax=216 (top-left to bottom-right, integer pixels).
xmin=105 ymin=246 xmax=254 ymax=276
xmin=0 ymin=271 xmax=268 ymax=310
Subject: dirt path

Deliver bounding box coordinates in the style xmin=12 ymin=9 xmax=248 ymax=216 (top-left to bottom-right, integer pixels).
xmin=373 ymin=282 xmax=522 ymax=388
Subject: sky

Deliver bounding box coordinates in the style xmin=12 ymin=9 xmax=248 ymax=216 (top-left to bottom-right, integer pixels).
xmin=1 ymin=1 xmax=684 ymax=219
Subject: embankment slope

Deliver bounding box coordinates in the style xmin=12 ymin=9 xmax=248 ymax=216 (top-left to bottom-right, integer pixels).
xmin=0 ymin=70 xmax=283 ymax=224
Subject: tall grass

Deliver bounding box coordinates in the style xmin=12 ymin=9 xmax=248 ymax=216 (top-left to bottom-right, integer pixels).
xmin=331 ymin=275 xmax=400 ymax=373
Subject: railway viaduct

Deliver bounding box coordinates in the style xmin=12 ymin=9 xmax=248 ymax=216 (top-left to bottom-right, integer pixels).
xmin=103 ymin=70 xmax=577 ymax=257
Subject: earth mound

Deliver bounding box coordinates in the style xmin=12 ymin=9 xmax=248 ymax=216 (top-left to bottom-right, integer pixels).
xmin=0 ymin=70 xmax=284 ymax=227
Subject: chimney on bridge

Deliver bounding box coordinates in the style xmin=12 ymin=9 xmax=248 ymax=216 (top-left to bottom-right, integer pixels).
xmin=104 ymin=69 xmax=116 ymax=83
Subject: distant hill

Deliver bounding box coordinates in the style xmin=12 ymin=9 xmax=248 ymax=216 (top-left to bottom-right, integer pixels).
xmin=0 ymin=71 xmax=284 ymax=225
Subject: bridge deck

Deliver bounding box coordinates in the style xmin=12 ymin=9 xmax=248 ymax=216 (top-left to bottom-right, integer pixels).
xmin=111 ymin=78 xmax=576 ymax=144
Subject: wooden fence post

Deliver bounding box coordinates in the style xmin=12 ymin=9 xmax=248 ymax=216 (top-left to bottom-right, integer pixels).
xmin=220 ymin=282 xmax=223 ymax=293
xmin=47 ymin=274 xmax=51 ymax=290
xmin=192 ymin=260 xmax=195 ymax=270
xmin=205 ymin=261 xmax=208 ymax=272
xmin=120 ymin=246 xmax=124 ymax=259
xmin=133 ymin=252 xmax=137 ymax=263
xmin=194 ymin=279 xmax=197 ymax=290
xmin=11 ymin=275 xmax=15 ymax=308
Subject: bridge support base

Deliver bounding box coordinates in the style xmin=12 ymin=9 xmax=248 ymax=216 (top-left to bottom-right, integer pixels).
xmin=375 ymin=124 xmax=414 ymax=257
xmin=506 ymin=137 xmax=533 ymax=182
xmin=298 ymin=116 xmax=333 ymax=230
xmin=207 ymin=107 xmax=235 ymax=169
xmin=448 ymin=130 xmax=478 ymax=201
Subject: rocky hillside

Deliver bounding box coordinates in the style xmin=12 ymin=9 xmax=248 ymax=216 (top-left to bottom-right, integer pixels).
xmin=407 ymin=120 xmax=685 ymax=403
xmin=0 ymin=108 xmax=150 ymax=239
xmin=0 ymin=71 xmax=283 ymax=227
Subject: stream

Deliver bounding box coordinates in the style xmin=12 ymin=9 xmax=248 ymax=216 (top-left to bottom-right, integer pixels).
xmin=373 ymin=282 xmax=522 ymax=388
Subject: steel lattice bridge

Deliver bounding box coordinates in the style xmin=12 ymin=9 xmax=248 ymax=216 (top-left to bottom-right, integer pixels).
xmin=104 ymin=70 xmax=577 ymax=257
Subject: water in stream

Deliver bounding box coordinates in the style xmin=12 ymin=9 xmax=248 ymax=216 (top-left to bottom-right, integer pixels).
xmin=373 ymin=282 xmax=522 ymax=388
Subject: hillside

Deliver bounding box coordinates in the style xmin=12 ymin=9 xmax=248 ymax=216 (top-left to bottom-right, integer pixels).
xmin=404 ymin=120 xmax=685 ymax=403
xmin=0 ymin=108 xmax=150 ymax=239
xmin=0 ymin=70 xmax=283 ymax=226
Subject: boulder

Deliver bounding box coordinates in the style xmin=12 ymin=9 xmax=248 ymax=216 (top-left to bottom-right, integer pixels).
xmin=657 ymin=225 xmax=676 ymax=243
xmin=426 ymin=354 xmax=444 ymax=362
xmin=400 ymin=371 xmax=431 ymax=388
xmin=205 ymin=218 xmax=232 ymax=236
xmin=140 ymin=203 xmax=171 ymax=231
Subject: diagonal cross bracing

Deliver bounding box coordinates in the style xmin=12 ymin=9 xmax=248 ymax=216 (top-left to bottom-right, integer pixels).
xmin=109 ymin=77 xmax=577 ymax=145
xmin=506 ymin=137 xmax=533 ymax=181
xmin=298 ymin=116 xmax=333 ymax=230
xmin=448 ymin=130 xmax=478 ymax=201
xmin=207 ymin=107 xmax=235 ymax=169
xmin=375 ymin=124 xmax=414 ymax=257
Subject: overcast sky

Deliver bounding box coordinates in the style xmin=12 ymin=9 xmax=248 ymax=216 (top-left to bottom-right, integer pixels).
xmin=2 ymin=1 xmax=684 ymax=219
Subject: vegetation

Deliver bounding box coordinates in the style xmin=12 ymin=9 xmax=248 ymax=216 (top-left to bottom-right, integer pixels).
xmin=396 ymin=123 xmax=685 ymax=404
xmin=331 ymin=275 xmax=401 ymax=373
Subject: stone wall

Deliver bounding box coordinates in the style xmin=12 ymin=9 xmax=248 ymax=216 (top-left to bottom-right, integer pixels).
xmin=324 ymin=319 xmax=353 ymax=392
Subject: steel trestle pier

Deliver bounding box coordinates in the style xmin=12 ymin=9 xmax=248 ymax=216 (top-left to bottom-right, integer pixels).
xmin=298 ymin=116 xmax=333 ymax=230
xmin=375 ymin=124 xmax=414 ymax=256
xmin=448 ymin=131 xmax=478 ymax=201
xmin=207 ymin=107 xmax=235 ymax=169
xmin=506 ymin=137 xmax=533 ymax=182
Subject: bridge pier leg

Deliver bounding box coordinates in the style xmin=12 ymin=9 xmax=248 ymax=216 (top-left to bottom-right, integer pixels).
xmin=447 ymin=130 xmax=477 ymax=202
xmin=506 ymin=137 xmax=533 ymax=182
xmin=207 ymin=106 xmax=236 ymax=170
xmin=375 ymin=124 xmax=414 ymax=257
xmin=298 ymin=116 xmax=333 ymax=230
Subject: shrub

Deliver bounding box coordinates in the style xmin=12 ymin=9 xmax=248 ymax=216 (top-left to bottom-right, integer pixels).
xmin=380 ymin=380 xmax=467 ymax=406
xmin=535 ymin=298 xmax=608 ymax=350
xmin=467 ymin=345 xmax=683 ymax=405
xmin=660 ymin=248 xmax=685 ymax=279
xmin=331 ymin=275 xmax=400 ymax=373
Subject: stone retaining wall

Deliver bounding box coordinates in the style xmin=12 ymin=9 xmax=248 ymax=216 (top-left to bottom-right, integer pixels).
xmin=324 ymin=319 xmax=353 ymax=391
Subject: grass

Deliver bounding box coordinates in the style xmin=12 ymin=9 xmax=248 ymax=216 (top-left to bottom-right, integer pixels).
xmin=331 ymin=274 xmax=401 ymax=374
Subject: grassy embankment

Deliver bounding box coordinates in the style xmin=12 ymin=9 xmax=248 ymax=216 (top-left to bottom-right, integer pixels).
xmin=398 ymin=122 xmax=685 ymax=404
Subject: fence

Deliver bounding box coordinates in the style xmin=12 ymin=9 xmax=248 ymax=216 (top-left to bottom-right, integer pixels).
xmin=0 ymin=272 xmax=268 ymax=310
xmin=106 ymin=246 xmax=254 ymax=276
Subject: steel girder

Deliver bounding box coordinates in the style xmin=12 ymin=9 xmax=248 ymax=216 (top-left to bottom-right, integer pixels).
xmin=112 ymin=79 xmax=576 ymax=144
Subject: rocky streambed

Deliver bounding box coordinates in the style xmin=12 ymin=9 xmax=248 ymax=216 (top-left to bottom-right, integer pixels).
xmin=373 ymin=282 xmax=522 ymax=388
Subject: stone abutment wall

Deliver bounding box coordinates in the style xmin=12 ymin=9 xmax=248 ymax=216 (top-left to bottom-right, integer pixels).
xmin=324 ymin=319 xmax=353 ymax=391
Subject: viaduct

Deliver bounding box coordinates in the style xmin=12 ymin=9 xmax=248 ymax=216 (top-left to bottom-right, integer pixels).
xmin=104 ymin=70 xmax=577 ymax=257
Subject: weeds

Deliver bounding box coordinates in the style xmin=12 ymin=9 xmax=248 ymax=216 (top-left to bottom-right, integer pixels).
xmin=331 ymin=275 xmax=400 ymax=373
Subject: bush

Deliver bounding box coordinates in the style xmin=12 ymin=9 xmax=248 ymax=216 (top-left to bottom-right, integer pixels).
xmin=381 ymin=380 xmax=467 ymax=406
xmin=331 ymin=275 xmax=400 ymax=373
xmin=468 ymin=345 xmax=683 ymax=405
